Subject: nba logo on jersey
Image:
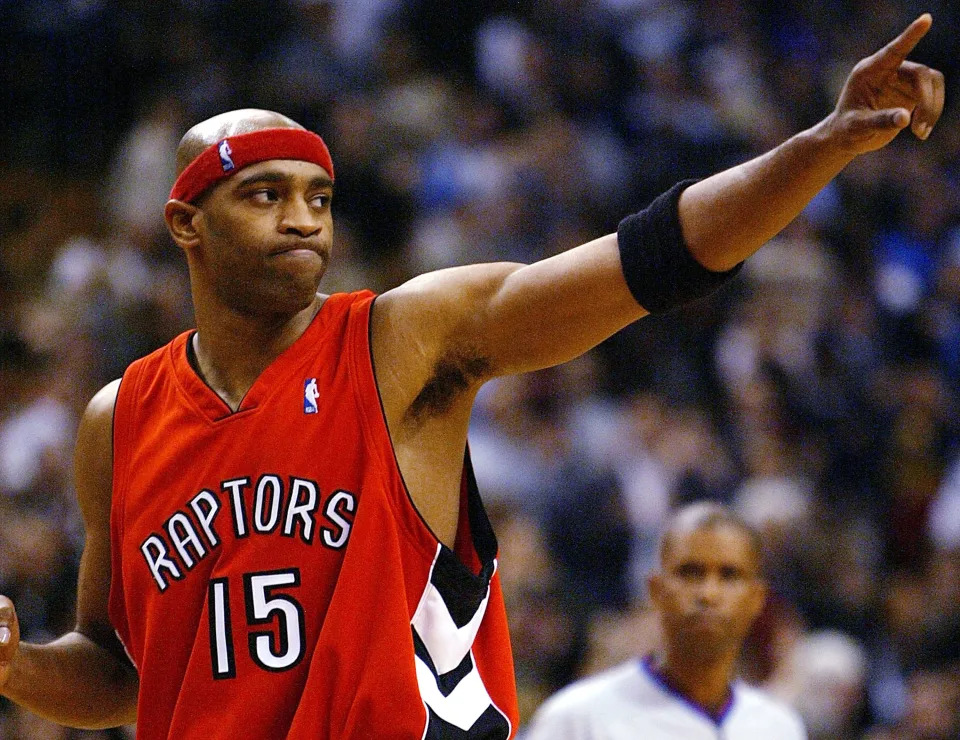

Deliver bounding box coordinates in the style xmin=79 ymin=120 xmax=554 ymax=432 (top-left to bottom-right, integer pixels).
xmin=304 ymin=378 xmax=319 ymax=414
xmin=218 ymin=140 xmax=235 ymax=171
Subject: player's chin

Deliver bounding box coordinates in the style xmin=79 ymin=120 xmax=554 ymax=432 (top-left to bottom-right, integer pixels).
xmin=274 ymin=254 xmax=326 ymax=285
xmin=262 ymin=271 xmax=325 ymax=314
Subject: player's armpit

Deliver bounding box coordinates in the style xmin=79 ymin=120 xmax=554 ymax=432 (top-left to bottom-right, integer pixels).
xmin=0 ymin=380 xmax=139 ymax=729
xmin=372 ymin=250 xmax=648 ymax=548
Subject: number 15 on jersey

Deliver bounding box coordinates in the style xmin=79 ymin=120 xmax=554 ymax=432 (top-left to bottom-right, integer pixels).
xmin=208 ymin=568 xmax=306 ymax=679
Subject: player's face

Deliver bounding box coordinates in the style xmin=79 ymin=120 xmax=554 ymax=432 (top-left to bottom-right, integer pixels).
xmin=649 ymin=525 xmax=766 ymax=659
xmin=194 ymin=159 xmax=334 ymax=316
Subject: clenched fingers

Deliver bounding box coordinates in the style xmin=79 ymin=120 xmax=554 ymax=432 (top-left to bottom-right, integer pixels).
xmin=907 ymin=65 xmax=945 ymax=139
xmin=0 ymin=596 xmax=18 ymax=656
xmin=893 ymin=61 xmax=946 ymax=139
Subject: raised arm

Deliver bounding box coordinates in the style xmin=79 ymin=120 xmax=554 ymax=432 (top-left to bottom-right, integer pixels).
xmin=681 ymin=13 xmax=944 ymax=271
xmin=0 ymin=380 xmax=139 ymax=729
xmin=378 ymin=15 xmax=944 ymax=387
xmin=371 ymin=15 xmax=943 ymax=546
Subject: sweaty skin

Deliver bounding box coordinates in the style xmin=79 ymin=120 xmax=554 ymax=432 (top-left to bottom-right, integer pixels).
xmin=0 ymin=14 xmax=946 ymax=730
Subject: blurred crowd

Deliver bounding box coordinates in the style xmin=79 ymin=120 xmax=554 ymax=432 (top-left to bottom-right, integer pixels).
xmin=2 ymin=0 xmax=960 ymax=738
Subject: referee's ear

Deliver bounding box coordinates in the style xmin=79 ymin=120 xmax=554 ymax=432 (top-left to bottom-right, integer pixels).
xmin=648 ymin=573 xmax=664 ymax=609
xmin=746 ymin=578 xmax=768 ymax=624
xmin=165 ymin=199 xmax=202 ymax=252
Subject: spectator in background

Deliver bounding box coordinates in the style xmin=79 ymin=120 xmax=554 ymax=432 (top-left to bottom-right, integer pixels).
xmin=864 ymin=666 xmax=960 ymax=740
xmin=769 ymin=629 xmax=868 ymax=740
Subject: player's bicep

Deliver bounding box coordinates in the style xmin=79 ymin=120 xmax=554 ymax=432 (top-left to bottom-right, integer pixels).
xmin=393 ymin=235 xmax=640 ymax=378
xmin=376 ymin=237 xmax=643 ymax=411
xmin=480 ymin=234 xmax=645 ymax=375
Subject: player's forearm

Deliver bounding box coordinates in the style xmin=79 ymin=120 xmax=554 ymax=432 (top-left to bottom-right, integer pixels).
xmin=678 ymin=114 xmax=855 ymax=271
xmin=2 ymin=632 xmax=138 ymax=729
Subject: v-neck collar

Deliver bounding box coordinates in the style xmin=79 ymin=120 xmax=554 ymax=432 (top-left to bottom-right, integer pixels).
xmin=640 ymin=655 xmax=737 ymax=727
xmin=170 ymin=295 xmax=340 ymax=423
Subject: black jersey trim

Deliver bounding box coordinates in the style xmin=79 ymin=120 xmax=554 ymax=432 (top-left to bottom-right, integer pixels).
xmin=423 ymin=704 xmax=511 ymax=740
xmin=430 ymin=545 xmax=495 ymax=629
xmin=413 ymin=630 xmax=475 ymax=697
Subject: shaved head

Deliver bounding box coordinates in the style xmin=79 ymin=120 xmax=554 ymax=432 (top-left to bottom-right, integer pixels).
xmin=175 ymin=109 xmax=305 ymax=175
xmin=658 ymin=502 xmax=762 ymax=571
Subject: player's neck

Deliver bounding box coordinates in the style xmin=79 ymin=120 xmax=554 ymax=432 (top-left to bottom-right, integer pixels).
xmin=649 ymin=650 xmax=736 ymax=720
xmin=191 ymin=295 xmax=325 ymax=411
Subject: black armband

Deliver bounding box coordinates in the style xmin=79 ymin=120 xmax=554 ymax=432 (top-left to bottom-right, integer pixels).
xmin=617 ymin=179 xmax=743 ymax=314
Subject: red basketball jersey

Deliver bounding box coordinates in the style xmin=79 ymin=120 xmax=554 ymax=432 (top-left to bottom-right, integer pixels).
xmin=108 ymin=291 xmax=518 ymax=739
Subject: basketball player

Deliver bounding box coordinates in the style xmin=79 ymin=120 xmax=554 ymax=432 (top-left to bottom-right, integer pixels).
xmin=0 ymin=14 xmax=944 ymax=740
xmin=525 ymin=503 xmax=806 ymax=739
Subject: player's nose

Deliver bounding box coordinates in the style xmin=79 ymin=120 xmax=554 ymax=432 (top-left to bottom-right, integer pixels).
xmin=278 ymin=197 xmax=322 ymax=238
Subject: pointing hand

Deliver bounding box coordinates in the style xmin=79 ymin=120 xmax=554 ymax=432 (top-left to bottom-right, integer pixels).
xmin=828 ymin=14 xmax=945 ymax=154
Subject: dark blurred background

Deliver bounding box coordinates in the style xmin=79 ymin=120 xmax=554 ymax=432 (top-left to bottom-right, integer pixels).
xmin=0 ymin=1 xmax=959 ymax=738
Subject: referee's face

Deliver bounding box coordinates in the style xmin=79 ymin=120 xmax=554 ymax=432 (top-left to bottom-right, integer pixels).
xmin=650 ymin=524 xmax=766 ymax=659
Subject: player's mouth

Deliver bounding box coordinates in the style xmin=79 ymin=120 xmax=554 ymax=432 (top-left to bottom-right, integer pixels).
xmin=275 ymin=248 xmax=321 ymax=258
xmin=269 ymin=242 xmax=326 ymax=259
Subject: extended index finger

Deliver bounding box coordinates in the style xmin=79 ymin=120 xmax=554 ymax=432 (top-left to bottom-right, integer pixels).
xmin=869 ymin=14 xmax=933 ymax=70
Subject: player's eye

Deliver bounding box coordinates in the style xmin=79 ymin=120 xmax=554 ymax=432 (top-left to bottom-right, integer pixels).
xmin=250 ymin=189 xmax=279 ymax=203
xmin=310 ymin=193 xmax=332 ymax=208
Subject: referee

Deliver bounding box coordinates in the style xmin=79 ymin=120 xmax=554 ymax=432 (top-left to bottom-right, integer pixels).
xmin=525 ymin=503 xmax=806 ymax=739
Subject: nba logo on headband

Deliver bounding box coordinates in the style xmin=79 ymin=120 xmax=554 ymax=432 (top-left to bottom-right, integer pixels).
xmin=217 ymin=140 xmax=235 ymax=172
xmin=170 ymin=129 xmax=334 ymax=203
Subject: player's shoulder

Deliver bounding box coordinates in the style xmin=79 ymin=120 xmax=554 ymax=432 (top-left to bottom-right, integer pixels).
xmin=78 ymin=378 xmax=122 ymax=454
xmin=374 ymin=261 xmax=521 ymax=331
xmin=85 ymin=378 xmax=122 ymax=418
xmin=320 ymin=290 xmax=377 ymax=325
xmin=732 ymin=683 xmax=807 ymax=738
xmin=332 ymin=289 xmax=377 ymax=302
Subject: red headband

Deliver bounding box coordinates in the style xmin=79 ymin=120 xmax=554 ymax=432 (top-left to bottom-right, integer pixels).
xmin=169 ymin=128 xmax=335 ymax=203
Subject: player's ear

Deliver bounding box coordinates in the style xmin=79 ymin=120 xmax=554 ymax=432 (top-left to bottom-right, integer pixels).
xmin=164 ymin=199 xmax=202 ymax=251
